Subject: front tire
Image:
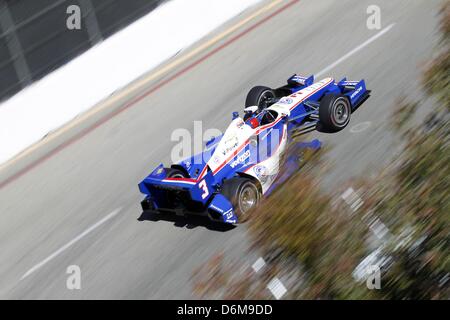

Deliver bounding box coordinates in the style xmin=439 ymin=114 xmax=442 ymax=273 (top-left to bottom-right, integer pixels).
xmin=221 ymin=177 xmax=261 ymax=223
xmin=245 ymin=86 xmax=276 ymax=110
xmin=319 ymin=94 xmax=352 ymax=132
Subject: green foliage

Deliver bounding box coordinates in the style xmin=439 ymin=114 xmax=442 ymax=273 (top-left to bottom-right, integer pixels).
xmin=359 ymin=2 xmax=450 ymax=299
xmin=247 ymin=149 xmax=369 ymax=299
xmin=423 ymin=49 xmax=450 ymax=111
xmin=422 ymin=1 xmax=450 ymax=111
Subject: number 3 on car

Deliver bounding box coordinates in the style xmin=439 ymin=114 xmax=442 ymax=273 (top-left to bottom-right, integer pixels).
xmin=199 ymin=180 xmax=209 ymax=199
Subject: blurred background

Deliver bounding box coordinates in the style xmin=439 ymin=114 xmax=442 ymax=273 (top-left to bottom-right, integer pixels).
xmin=0 ymin=0 xmax=164 ymax=101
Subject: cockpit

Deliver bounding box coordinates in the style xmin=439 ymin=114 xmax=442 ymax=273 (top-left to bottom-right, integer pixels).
xmin=244 ymin=108 xmax=278 ymax=128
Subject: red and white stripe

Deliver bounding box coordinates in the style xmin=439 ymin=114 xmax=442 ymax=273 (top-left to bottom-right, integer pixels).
xmin=162 ymin=177 xmax=198 ymax=185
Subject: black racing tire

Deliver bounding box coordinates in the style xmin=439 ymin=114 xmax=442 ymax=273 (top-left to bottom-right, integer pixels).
xmin=164 ymin=168 xmax=186 ymax=178
xmin=163 ymin=168 xmax=187 ymax=209
xmin=319 ymin=94 xmax=352 ymax=132
xmin=245 ymin=86 xmax=276 ymax=110
xmin=221 ymin=177 xmax=261 ymax=223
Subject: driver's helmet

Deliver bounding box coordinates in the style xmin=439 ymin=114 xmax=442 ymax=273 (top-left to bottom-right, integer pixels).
xmin=245 ymin=116 xmax=260 ymax=129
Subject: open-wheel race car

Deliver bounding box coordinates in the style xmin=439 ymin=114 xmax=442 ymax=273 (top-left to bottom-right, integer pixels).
xmin=138 ymin=74 xmax=371 ymax=224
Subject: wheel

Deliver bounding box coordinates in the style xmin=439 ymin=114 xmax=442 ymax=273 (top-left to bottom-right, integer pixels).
xmin=164 ymin=168 xmax=187 ymax=208
xmin=221 ymin=177 xmax=261 ymax=223
xmin=141 ymin=197 xmax=155 ymax=212
xmin=245 ymin=86 xmax=276 ymax=110
xmin=165 ymin=168 xmax=186 ymax=178
xmin=319 ymin=94 xmax=352 ymax=132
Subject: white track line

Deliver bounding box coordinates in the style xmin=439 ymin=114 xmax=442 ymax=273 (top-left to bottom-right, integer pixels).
xmin=341 ymin=188 xmax=392 ymax=242
xmin=341 ymin=187 xmax=364 ymax=212
xmin=316 ymin=23 xmax=396 ymax=78
xmin=20 ymin=208 xmax=121 ymax=280
xmin=252 ymin=257 xmax=266 ymax=273
xmin=341 ymin=187 xmax=356 ymax=201
xmin=267 ymin=277 xmax=287 ymax=300
xmin=369 ymin=218 xmax=391 ymax=240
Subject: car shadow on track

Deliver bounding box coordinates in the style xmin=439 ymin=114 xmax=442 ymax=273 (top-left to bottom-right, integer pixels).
xmin=137 ymin=211 xmax=236 ymax=232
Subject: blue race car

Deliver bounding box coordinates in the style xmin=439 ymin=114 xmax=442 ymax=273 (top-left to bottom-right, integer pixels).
xmin=139 ymin=74 xmax=370 ymax=224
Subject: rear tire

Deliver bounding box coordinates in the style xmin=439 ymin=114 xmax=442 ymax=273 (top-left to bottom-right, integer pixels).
xmin=164 ymin=168 xmax=186 ymax=178
xmin=245 ymin=86 xmax=276 ymax=110
xmin=221 ymin=177 xmax=261 ymax=223
xmin=164 ymin=168 xmax=188 ymax=208
xmin=319 ymin=94 xmax=351 ymax=132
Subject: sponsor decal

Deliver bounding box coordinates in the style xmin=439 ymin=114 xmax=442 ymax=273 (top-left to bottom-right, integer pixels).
xmin=222 ymin=136 xmax=239 ymax=156
xmin=254 ymin=165 xmax=268 ymax=177
xmin=230 ymin=150 xmax=251 ymax=168
xmin=224 ymin=208 xmax=236 ymax=223
xmin=351 ymin=86 xmax=363 ymax=99
xmin=224 ymin=209 xmax=233 ymax=219
xmin=253 ymin=165 xmax=270 ymax=184
xmin=292 ymin=76 xmax=306 ymax=85
xmin=210 ymin=204 xmax=224 ymax=214
xmin=305 ymin=81 xmax=324 ymax=93
xmin=344 ymin=81 xmax=359 ymax=85
xmin=278 ymin=97 xmax=294 ymax=104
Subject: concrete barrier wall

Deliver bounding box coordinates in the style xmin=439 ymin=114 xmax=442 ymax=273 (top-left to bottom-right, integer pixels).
xmin=0 ymin=0 xmax=165 ymax=101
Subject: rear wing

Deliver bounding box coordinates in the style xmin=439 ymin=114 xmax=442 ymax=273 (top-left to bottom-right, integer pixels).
xmin=138 ymin=164 xmax=214 ymax=204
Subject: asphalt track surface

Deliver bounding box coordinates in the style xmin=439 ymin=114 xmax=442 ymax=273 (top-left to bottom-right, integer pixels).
xmin=0 ymin=0 xmax=441 ymax=299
